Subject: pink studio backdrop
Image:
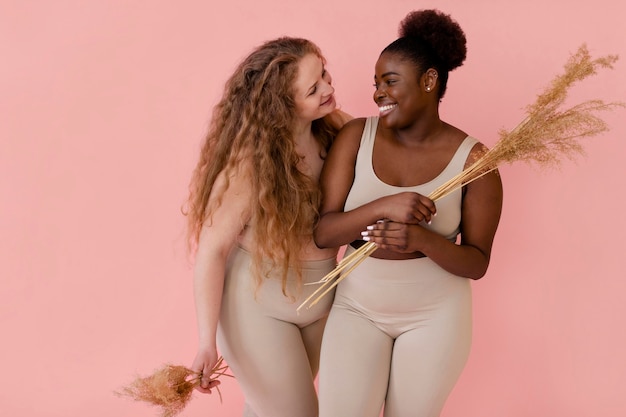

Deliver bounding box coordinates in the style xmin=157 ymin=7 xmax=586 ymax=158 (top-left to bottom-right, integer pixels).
xmin=1 ymin=0 xmax=625 ymax=416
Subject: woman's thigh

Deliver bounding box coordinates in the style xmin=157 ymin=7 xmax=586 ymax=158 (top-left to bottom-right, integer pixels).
xmin=318 ymin=305 xmax=393 ymax=417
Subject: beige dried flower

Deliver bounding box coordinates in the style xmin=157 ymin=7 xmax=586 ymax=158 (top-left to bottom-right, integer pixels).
xmin=116 ymin=357 xmax=231 ymax=417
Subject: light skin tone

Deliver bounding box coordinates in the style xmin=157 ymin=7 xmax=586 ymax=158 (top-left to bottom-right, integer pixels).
xmin=314 ymin=51 xmax=503 ymax=278
xmin=191 ymin=53 xmax=338 ymax=393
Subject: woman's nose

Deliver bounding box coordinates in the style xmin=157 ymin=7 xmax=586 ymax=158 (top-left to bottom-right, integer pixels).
xmin=324 ymin=80 xmax=335 ymax=96
xmin=374 ymin=86 xmax=386 ymax=100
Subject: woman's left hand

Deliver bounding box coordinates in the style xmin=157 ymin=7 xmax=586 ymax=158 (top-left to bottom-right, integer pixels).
xmin=324 ymin=108 xmax=353 ymax=130
xmin=361 ymin=220 xmax=425 ymax=253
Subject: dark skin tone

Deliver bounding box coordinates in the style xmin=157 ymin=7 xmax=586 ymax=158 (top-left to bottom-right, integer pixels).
xmin=314 ymin=51 xmax=503 ymax=279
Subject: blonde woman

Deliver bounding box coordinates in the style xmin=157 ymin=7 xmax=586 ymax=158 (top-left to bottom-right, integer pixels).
xmin=184 ymin=37 xmax=350 ymax=417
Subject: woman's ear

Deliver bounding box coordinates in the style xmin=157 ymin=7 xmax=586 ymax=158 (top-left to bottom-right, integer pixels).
xmin=423 ymin=68 xmax=438 ymax=92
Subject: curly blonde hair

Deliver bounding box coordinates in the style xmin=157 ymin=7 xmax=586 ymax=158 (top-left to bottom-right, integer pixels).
xmin=184 ymin=37 xmax=337 ymax=296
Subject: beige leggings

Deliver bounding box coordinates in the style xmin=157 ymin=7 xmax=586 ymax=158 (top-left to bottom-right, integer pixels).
xmin=217 ymin=245 xmax=336 ymax=417
xmin=319 ymin=246 xmax=472 ymax=417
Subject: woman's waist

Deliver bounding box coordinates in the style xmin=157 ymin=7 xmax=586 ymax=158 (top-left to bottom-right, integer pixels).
xmin=237 ymin=230 xmax=338 ymax=261
xmin=232 ymin=243 xmax=337 ymax=271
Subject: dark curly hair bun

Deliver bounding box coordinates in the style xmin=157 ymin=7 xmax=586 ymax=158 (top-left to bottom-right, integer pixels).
xmin=399 ymin=9 xmax=467 ymax=72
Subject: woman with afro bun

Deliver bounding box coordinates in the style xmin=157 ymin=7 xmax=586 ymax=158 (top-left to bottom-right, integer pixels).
xmin=185 ymin=37 xmax=350 ymax=417
xmin=315 ymin=10 xmax=503 ymax=416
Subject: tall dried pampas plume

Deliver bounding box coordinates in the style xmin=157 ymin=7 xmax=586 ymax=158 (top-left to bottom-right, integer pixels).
xmin=116 ymin=357 xmax=232 ymax=417
xmin=298 ymin=44 xmax=624 ymax=313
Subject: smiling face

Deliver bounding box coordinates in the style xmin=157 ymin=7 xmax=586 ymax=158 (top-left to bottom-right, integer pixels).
xmin=293 ymin=53 xmax=336 ymax=125
xmin=373 ymin=52 xmax=430 ymax=129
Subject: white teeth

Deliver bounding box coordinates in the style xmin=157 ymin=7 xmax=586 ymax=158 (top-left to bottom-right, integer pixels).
xmin=379 ymin=104 xmax=397 ymax=112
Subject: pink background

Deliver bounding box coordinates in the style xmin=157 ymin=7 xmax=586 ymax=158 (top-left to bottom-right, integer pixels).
xmin=1 ymin=0 xmax=625 ymax=416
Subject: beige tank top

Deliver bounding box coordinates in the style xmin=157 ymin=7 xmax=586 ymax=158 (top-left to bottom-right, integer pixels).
xmin=343 ymin=116 xmax=478 ymax=241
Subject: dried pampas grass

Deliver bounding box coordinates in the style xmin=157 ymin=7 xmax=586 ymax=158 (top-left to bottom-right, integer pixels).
xmin=116 ymin=357 xmax=231 ymax=417
xmin=430 ymin=43 xmax=623 ymax=201
xmin=298 ymin=44 xmax=624 ymax=313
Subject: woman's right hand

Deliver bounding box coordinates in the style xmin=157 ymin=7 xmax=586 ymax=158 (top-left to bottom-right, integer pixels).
xmin=191 ymin=346 xmax=222 ymax=394
xmin=379 ymin=192 xmax=436 ymax=225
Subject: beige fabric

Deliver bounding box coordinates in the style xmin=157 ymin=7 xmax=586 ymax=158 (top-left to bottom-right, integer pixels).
xmin=217 ymin=245 xmax=336 ymax=417
xmin=319 ymin=246 xmax=472 ymax=417
xmin=344 ymin=116 xmax=478 ymax=241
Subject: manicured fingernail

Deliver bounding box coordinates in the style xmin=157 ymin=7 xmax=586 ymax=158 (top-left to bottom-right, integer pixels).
xmin=367 ymin=225 xmax=375 ymax=230
xmin=361 ymin=231 xmax=369 ymax=236
xmin=363 ymin=236 xmax=371 ymax=241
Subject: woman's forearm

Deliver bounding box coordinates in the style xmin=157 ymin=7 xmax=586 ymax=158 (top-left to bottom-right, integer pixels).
xmin=193 ymin=258 xmax=225 ymax=347
xmin=315 ymin=200 xmax=387 ymax=248
xmin=416 ymin=228 xmax=491 ymax=279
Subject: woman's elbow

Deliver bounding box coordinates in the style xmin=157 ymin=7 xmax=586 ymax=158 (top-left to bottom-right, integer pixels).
xmin=468 ymin=270 xmax=487 ymax=280
xmin=468 ymin=259 xmax=491 ymax=280
xmin=313 ymin=227 xmax=331 ymax=249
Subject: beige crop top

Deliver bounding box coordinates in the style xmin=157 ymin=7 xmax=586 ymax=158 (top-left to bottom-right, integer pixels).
xmin=343 ymin=117 xmax=478 ymax=241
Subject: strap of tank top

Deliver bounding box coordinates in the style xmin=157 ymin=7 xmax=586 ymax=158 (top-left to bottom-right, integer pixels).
xmin=362 ymin=117 xmax=378 ymax=146
xmin=448 ymin=136 xmax=479 ymax=172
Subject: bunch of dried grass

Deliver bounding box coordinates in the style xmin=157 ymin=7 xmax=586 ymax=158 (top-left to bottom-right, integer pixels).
xmin=116 ymin=357 xmax=231 ymax=417
xmin=298 ymin=44 xmax=623 ymax=313
xmin=431 ymin=43 xmax=622 ymax=200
